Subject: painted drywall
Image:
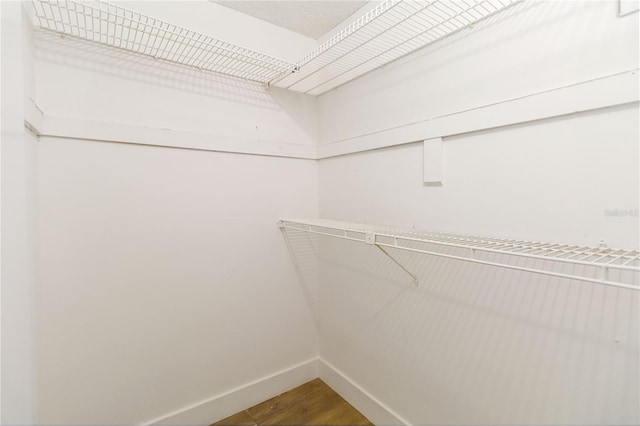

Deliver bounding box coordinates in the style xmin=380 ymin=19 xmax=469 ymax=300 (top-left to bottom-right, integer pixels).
xmin=317 ymin=1 xmax=639 ymax=145
xmin=18 ymin=1 xmax=640 ymax=425
xmin=312 ymin=2 xmax=639 ymax=424
xmin=1 ymin=2 xmax=38 ymax=424
xmin=316 ymin=97 xmax=640 ymax=426
xmin=313 ymin=225 xmax=639 ymax=425
xmin=29 ymin=2 xmax=321 ymax=424
xmin=316 ymin=106 xmax=639 ymax=425
xmin=320 ymin=105 xmax=639 ymax=249
xmin=32 ymin=39 xmax=318 ymax=150
xmin=30 ymin=0 xmax=319 ymax=154
xmin=36 ymin=136 xmax=318 ymax=425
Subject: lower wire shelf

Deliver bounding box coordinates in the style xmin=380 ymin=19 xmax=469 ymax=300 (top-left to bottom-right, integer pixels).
xmin=279 ymin=218 xmax=640 ymax=291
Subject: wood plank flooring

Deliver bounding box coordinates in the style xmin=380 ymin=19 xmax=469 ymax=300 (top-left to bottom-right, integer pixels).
xmin=212 ymin=379 xmax=373 ymax=426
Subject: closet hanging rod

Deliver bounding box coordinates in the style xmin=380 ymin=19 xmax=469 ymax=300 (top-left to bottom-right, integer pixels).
xmin=278 ymin=219 xmax=640 ymax=291
xmin=30 ymin=0 xmax=298 ymax=84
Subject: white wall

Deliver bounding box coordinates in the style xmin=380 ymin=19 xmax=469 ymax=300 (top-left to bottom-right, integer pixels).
xmin=17 ymin=1 xmax=640 ymax=425
xmin=33 ymin=40 xmax=318 ymax=148
xmin=316 ymin=107 xmax=639 ymax=425
xmin=1 ymin=2 xmax=38 ymax=424
xmin=36 ymin=137 xmax=318 ymax=425
xmin=313 ymin=229 xmax=639 ymax=425
xmin=31 ymin=0 xmax=318 ymax=156
xmin=320 ymin=105 xmax=639 ymax=249
xmin=30 ymin=2 xmax=321 ymax=424
xmin=313 ymin=1 xmax=640 ymax=425
xmin=317 ymin=1 xmax=639 ymax=145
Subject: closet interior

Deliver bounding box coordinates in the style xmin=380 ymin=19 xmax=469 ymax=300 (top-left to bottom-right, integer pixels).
xmin=1 ymin=0 xmax=638 ymax=425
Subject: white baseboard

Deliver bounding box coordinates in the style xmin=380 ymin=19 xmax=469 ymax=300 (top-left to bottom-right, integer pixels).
xmin=142 ymin=357 xmax=406 ymax=426
xmin=319 ymin=358 xmax=411 ymax=426
xmin=143 ymin=358 xmax=319 ymax=426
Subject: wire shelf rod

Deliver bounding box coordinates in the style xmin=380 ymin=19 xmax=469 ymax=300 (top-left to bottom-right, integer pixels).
xmin=372 ymin=240 xmax=638 ymax=291
xmin=282 ymin=222 xmax=638 ymax=291
xmin=273 ymin=0 xmax=521 ymax=94
xmin=279 ymin=219 xmax=639 ymax=291
xmin=622 ymin=252 xmax=640 ymax=266
xmin=310 ymin=0 xmax=507 ymax=89
xmin=286 ymin=221 xmax=617 ymax=265
xmin=31 ymin=0 xmax=297 ymax=84
xmin=269 ymin=0 xmax=401 ymax=87
xmin=282 ymin=221 xmax=635 ymax=270
xmin=605 ymin=250 xmax=637 ymax=265
xmin=288 ymin=220 xmax=637 ymax=265
xmin=280 ymin=1 xmax=433 ymax=91
xmin=297 ymin=0 xmax=400 ymax=68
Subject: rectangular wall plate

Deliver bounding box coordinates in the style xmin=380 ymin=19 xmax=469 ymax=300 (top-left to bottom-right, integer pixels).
xmin=365 ymin=233 xmax=376 ymax=245
xmin=423 ymin=137 xmax=443 ymax=184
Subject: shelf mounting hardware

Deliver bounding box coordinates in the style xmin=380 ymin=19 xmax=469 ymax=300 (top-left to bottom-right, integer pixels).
xmin=279 ymin=219 xmax=640 ymax=291
xmin=366 ymin=232 xmax=419 ymax=286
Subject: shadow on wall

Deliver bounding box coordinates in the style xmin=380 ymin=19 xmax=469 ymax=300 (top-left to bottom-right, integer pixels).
xmin=397 ymin=0 xmax=573 ymax=74
xmin=32 ymin=28 xmax=281 ymax=110
xmin=283 ymin=228 xmax=640 ymax=424
xmin=347 ymin=0 xmax=583 ymax=99
xmin=282 ymin=227 xmax=321 ymax=326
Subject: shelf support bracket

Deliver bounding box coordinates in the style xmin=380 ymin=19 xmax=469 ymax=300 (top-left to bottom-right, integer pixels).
xmin=366 ymin=232 xmax=419 ymax=286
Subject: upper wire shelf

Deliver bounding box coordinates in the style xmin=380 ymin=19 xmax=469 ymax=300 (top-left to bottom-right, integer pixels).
xmin=273 ymin=0 xmax=521 ymax=95
xmin=30 ymin=0 xmax=298 ymax=84
xmin=31 ymin=0 xmax=520 ymax=93
xmin=279 ymin=219 xmax=640 ymax=291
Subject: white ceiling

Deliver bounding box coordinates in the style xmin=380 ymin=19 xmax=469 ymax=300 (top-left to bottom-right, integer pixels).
xmin=214 ymin=1 xmax=368 ymax=40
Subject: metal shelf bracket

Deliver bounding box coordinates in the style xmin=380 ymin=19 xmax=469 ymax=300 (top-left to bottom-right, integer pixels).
xmin=279 ymin=218 xmax=640 ymax=291
xmin=376 ymin=245 xmax=420 ymax=287
xmin=366 ymin=232 xmax=418 ymax=286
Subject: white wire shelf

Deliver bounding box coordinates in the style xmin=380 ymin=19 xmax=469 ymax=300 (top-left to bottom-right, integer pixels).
xmin=272 ymin=0 xmax=521 ymax=95
xmin=31 ymin=0 xmax=521 ymax=93
xmin=30 ymin=0 xmax=298 ymax=84
xmin=279 ymin=219 xmax=640 ymax=291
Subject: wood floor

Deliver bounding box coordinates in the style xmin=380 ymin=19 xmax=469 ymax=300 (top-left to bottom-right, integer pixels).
xmin=212 ymin=379 xmax=373 ymax=426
